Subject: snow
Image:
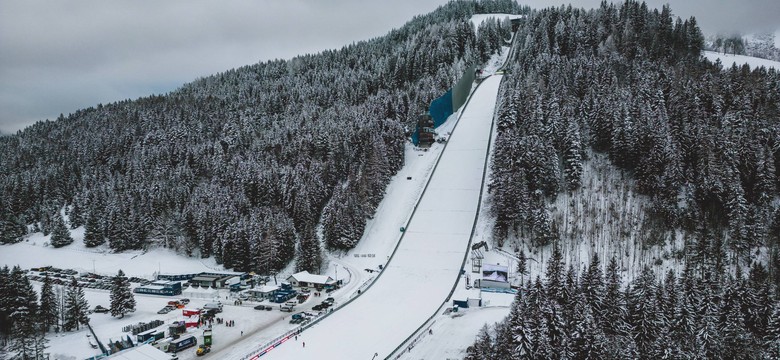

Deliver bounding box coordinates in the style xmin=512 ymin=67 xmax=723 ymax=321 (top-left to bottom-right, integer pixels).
xmin=704 ymin=51 xmax=780 ymax=70
xmin=106 ymin=344 xmax=171 ymax=360
xmin=397 ymin=307 xmax=509 ymax=360
xmin=258 ymin=75 xmax=504 ymax=360
xmin=0 ymin=231 xmax=221 ymax=279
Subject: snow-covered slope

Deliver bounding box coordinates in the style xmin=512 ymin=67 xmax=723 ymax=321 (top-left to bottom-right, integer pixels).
xmin=0 ymin=230 xmax=221 ymax=278
xmin=704 ymin=51 xmax=780 ymax=70
xmin=257 ymin=75 xmax=503 ymax=360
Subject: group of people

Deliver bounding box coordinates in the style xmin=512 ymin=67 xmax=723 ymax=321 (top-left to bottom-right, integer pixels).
xmin=233 ymin=299 xmax=244 ymax=306
xmin=216 ymin=317 xmax=235 ymax=327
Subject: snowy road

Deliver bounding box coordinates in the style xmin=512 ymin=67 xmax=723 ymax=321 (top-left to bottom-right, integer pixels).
xmin=258 ymin=75 xmax=503 ymax=360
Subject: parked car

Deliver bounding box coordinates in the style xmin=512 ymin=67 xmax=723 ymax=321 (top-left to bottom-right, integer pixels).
xmin=93 ymin=305 xmax=109 ymax=313
xmin=280 ymin=306 xmax=294 ymax=312
xmin=312 ymin=304 xmax=323 ymax=311
xmin=179 ymin=298 xmax=190 ymax=305
xmin=157 ymin=307 xmax=172 ymax=314
xmin=323 ymin=297 xmax=335 ymax=305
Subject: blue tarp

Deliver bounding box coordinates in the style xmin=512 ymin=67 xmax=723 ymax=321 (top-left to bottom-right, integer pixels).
xmin=428 ymin=89 xmax=453 ymax=128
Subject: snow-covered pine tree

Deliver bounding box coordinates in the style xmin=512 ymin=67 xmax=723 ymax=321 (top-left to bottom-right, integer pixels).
xmin=295 ymin=226 xmax=322 ymax=274
xmin=464 ymin=324 xmax=493 ymax=360
xmin=627 ymin=267 xmax=661 ymax=358
xmin=0 ymin=265 xmax=11 ymax=338
xmin=0 ymin=198 xmax=25 ymax=244
xmin=110 ymin=269 xmax=136 ymax=318
xmin=8 ymin=266 xmax=40 ymax=359
xmin=63 ymin=277 xmax=89 ymax=331
xmin=39 ymin=274 xmax=59 ymax=332
xmin=50 ymin=212 xmax=73 ymax=248
xmin=602 ymin=257 xmax=627 ymax=336
xmin=83 ymin=210 xmax=105 ymax=247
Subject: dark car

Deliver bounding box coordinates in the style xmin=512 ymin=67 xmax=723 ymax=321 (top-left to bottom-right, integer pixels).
xmin=312 ymin=304 xmax=323 ymax=311
xmin=254 ymin=305 xmax=268 ymax=311
xmin=93 ymin=305 xmax=109 ymax=313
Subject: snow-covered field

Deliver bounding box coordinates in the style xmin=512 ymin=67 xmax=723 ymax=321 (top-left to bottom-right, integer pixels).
xmin=0 ymin=230 xmax=221 ymax=280
xmin=704 ymin=51 xmax=780 ymax=70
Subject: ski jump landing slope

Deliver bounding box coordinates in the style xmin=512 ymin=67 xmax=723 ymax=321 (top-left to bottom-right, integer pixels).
xmin=263 ymin=74 xmax=504 ymax=360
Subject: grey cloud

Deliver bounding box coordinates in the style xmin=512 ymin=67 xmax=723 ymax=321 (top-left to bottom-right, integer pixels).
xmin=0 ymin=0 xmax=448 ymax=133
xmin=1 ymin=0 xmax=777 ymax=133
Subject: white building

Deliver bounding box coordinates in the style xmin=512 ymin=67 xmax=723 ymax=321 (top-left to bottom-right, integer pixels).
xmin=286 ymin=271 xmax=335 ymax=288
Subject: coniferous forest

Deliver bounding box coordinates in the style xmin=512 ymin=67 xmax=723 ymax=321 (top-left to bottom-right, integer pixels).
xmin=475 ymin=1 xmax=780 ymax=358
xmin=0 ymin=1 xmax=521 ymax=274
xmin=3 ymin=0 xmax=780 ymax=357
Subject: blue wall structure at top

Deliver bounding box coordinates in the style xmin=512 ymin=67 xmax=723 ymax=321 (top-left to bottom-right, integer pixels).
xmin=428 ymin=89 xmax=454 ymax=128
xmin=411 ymin=64 xmax=477 ymax=146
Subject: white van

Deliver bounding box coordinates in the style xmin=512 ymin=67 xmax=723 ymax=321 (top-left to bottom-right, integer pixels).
xmin=203 ymin=302 xmax=223 ymax=312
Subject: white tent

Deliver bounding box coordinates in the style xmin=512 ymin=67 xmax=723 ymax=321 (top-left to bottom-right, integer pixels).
xmin=107 ymin=344 xmax=171 ymax=360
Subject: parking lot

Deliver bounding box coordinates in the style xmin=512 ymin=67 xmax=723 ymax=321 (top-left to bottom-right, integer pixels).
xmin=26 ymin=266 xmax=148 ymax=291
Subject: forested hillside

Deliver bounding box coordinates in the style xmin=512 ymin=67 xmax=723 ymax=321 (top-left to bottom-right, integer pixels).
xmin=475 ymin=1 xmax=780 ymax=358
xmin=0 ymin=0 xmax=523 ymax=274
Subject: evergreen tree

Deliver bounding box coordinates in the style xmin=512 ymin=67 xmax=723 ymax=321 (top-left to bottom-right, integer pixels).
xmin=0 ymin=199 xmax=26 ymax=244
xmin=517 ymin=249 xmax=528 ymax=287
xmin=110 ymin=269 xmax=136 ymax=318
xmin=295 ymin=226 xmax=322 ymax=274
xmin=83 ymin=210 xmax=104 ymax=247
xmin=63 ymin=277 xmax=89 ymax=331
xmin=465 ymin=324 xmax=494 ymax=360
xmin=49 ymin=213 xmax=73 ymax=248
xmin=8 ymin=266 xmax=40 ymax=359
xmin=603 ymin=257 xmax=627 ymax=336
xmin=0 ymin=265 xmax=12 ymax=338
xmin=39 ymin=274 xmax=59 ymax=332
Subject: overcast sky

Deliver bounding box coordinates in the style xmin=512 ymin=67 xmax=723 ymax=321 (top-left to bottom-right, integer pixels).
xmin=1 ymin=0 xmax=778 ymax=134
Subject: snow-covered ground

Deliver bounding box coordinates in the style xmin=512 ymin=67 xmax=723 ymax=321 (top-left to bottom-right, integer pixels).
xmin=0 ymin=230 xmax=221 ymax=279
xmin=704 ymin=50 xmax=780 ymax=70
xmin=257 ymin=73 xmax=503 ymax=359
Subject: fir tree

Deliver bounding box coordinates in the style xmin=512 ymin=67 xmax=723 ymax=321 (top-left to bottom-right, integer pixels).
xmin=465 ymin=324 xmax=494 ymax=360
xmin=83 ymin=210 xmax=105 ymax=247
xmin=110 ymin=269 xmax=136 ymax=318
xmin=39 ymin=274 xmax=59 ymax=332
xmin=63 ymin=277 xmax=89 ymax=331
xmin=49 ymin=213 xmax=73 ymax=248
xmin=8 ymin=266 xmax=40 ymax=359
xmin=0 ymin=265 xmax=12 ymax=338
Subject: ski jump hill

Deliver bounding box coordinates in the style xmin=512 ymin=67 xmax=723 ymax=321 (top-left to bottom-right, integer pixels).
xmin=259 ymin=74 xmax=504 ymax=360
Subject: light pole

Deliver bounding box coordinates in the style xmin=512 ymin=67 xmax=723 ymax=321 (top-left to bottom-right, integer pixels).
xmin=333 ymin=264 xmax=338 ymax=284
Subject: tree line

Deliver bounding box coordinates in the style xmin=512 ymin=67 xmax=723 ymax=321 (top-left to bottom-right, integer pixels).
xmin=478 ymin=0 xmax=780 ymax=358
xmin=0 ymin=0 xmax=525 ymax=276
xmin=467 ymin=247 xmax=780 ymax=359
xmin=490 ymin=0 xmax=780 ymax=276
